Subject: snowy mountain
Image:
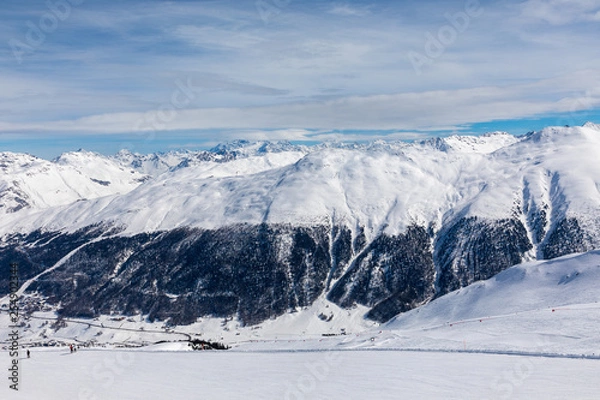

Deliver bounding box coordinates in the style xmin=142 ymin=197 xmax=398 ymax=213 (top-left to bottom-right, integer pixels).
xmin=3 ymin=249 xmax=599 ymax=356
xmin=388 ymin=249 xmax=600 ymax=331
xmin=236 ymin=249 xmax=600 ymax=354
xmin=369 ymin=250 xmax=600 ymax=356
xmin=1 ymin=124 xmax=600 ymax=327
xmin=112 ymin=140 xmax=309 ymax=177
xmin=3 ymin=252 xmax=599 ymax=399
xmin=0 ymin=150 xmax=147 ymax=214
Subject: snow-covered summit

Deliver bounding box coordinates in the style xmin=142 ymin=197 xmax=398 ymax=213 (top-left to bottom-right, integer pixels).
xmin=113 ymin=149 xmax=198 ymax=176
xmin=440 ymin=131 xmax=518 ymax=153
xmin=2 ymin=124 xmax=600 ymax=244
xmin=112 ymin=141 xmax=310 ymax=176
xmin=0 ymin=150 xmax=146 ymax=214
xmin=2 ymin=124 xmax=600 ymax=333
xmin=582 ymin=121 xmax=600 ymax=130
xmin=210 ymin=140 xmax=308 ymax=156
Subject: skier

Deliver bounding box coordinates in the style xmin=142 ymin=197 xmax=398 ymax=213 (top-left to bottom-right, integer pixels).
xmin=69 ymin=344 xmax=73 ymax=353
xmin=27 ymin=349 xmax=30 ymax=358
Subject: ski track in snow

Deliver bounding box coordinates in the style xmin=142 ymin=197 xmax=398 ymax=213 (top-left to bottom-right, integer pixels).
xmin=228 ymin=346 xmax=600 ymax=361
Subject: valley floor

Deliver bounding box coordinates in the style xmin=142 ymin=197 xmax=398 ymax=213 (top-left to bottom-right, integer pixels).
xmin=2 ymin=347 xmax=599 ymax=400
xmin=3 ymin=252 xmax=600 ymax=399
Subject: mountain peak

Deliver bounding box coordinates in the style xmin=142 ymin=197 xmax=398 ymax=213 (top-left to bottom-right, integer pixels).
xmin=53 ymin=149 xmax=105 ymax=165
xmin=419 ymin=132 xmax=519 ymax=154
xmin=522 ymin=123 xmax=600 ymax=145
xmin=209 ymin=140 xmax=306 ymax=156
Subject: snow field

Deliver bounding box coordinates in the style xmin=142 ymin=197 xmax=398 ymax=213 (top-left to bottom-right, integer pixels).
xmin=2 ymin=349 xmax=599 ymax=399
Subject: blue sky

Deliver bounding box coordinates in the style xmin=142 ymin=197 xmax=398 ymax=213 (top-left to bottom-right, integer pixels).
xmin=2 ymin=0 xmax=600 ymax=158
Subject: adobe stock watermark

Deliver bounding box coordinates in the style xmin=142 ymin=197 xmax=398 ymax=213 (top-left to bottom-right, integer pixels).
xmin=483 ymin=337 xmax=552 ymax=400
xmin=487 ymin=356 xmax=538 ymax=400
xmin=283 ymin=351 xmax=343 ymax=400
xmin=7 ymin=262 xmax=20 ymax=391
xmin=78 ymin=351 xmax=135 ymax=400
xmin=256 ymin=0 xmax=292 ymax=24
xmin=407 ymin=0 xmax=483 ymax=75
xmin=127 ymin=76 xmax=202 ymax=152
xmin=8 ymin=0 xmax=86 ymax=64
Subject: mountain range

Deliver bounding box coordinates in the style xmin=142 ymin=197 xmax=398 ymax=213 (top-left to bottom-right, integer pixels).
xmin=1 ymin=123 xmax=599 ymax=327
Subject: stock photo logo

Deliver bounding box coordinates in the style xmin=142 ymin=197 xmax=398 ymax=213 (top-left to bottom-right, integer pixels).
xmin=407 ymin=0 xmax=483 ymax=75
xmin=8 ymin=0 xmax=86 ymax=64
xmin=2 ymin=0 xmax=600 ymax=398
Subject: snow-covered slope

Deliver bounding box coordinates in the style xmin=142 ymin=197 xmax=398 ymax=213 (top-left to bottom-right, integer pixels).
xmin=231 ymin=250 xmax=600 ymax=355
xmin=1 ymin=124 xmax=600 ymax=327
xmin=225 ymin=249 xmax=600 ymax=355
xmin=388 ymin=250 xmax=600 ymax=330
xmin=2 ymin=124 xmax=600 ymax=243
xmin=0 ymin=150 xmax=147 ymax=214
xmin=338 ymin=250 xmax=600 ymax=356
xmin=113 ymin=140 xmax=309 ymax=177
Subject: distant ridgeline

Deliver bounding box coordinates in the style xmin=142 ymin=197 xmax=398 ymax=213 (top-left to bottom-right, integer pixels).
xmin=1 ymin=125 xmax=599 ymax=325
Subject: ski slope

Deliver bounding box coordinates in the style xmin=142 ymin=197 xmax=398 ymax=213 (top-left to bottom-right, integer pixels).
xmin=2 ymin=347 xmax=598 ymax=399
xmin=337 ymin=250 xmax=600 ymax=357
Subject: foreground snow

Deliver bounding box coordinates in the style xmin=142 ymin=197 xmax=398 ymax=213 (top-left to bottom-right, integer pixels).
xmin=2 ymin=251 xmax=600 ymax=398
xmin=2 ymin=348 xmax=599 ymax=400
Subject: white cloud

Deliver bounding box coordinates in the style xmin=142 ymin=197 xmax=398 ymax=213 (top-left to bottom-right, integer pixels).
xmin=2 ymin=0 xmax=600 ymax=147
xmin=2 ymin=71 xmax=599 ymax=135
xmin=173 ymin=25 xmax=264 ymax=50
xmin=517 ymin=0 xmax=600 ymax=25
xmin=328 ymin=4 xmax=371 ymax=17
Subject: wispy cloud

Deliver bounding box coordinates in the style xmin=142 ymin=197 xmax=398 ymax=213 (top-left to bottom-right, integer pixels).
xmin=517 ymin=0 xmax=600 ymax=25
xmin=173 ymin=25 xmax=264 ymax=50
xmin=328 ymin=4 xmax=371 ymax=17
xmin=3 ymin=71 xmax=599 ymax=134
xmin=1 ymin=0 xmax=600 ymax=156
